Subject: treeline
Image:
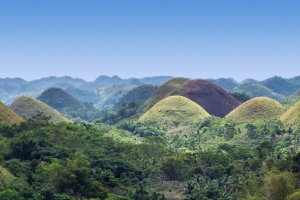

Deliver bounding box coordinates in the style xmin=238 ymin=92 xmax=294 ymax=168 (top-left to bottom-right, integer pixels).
xmin=1 ymin=113 xmax=300 ymax=199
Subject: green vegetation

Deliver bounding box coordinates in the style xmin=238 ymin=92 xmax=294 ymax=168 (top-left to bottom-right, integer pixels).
xmin=140 ymin=78 xmax=189 ymax=113
xmin=280 ymin=99 xmax=300 ymax=128
xmin=226 ymin=97 xmax=286 ymax=123
xmin=37 ymin=88 xmax=85 ymax=109
xmin=140 ymin=96 xmax=209 ymax=129
xmin=233 ymin=83 xmax=286 ymax=101
xmin=262 ymin=76 xmax=299 ymax=96
xmin=0 ymin=101 xmax=24 ymax=125
xmin=9 ymin=96 xmax=69 ymax=123
xmin=37 ymin=88 xmax=101 ymax=122
xmin=281 ymin=88 xmax=300 ymax=108
xmin=93 ymin=84 xmax=135 ymax=110
xmin=230 ymin=92 xmax=251 ymax=103
xmin=114 ymin=84 xmax=156 ymax=110
xmin=208 ymin=78 xmax=239 ymax=91
xmin=3 ymin=75 xmax=300 ymax=200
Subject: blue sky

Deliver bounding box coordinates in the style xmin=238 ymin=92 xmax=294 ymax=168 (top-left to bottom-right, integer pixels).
xmin=0 ymin=0 xmax=299 ymax=82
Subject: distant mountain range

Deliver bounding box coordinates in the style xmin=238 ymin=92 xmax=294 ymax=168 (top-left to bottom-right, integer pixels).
xmin=1 ymin=75 xmax=300 ymax=110
xmin=0 ymin=75 xmax=174 ymax=89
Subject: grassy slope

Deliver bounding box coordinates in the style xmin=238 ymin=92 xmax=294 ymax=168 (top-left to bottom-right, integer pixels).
xmin=37 ymin=87 xmax=85 ymax=109
xmin=140 ymin=78 xmax=189 ymax=113
xmin=0 ymin=101 xmax=24 ymax=125
xmin=140 ymin=96 xmax=209 ymax=128
xmin=0 ymin=166 xmax=14 ymax=181
xmin=226 ymin=97 xmax=286 ymax=123
xmin=281 ymin=88 xmax=300 ymax=108
xmin=94 ymin=84 xmax=135 ymax=110
xmin=10 ymin=96 xmax=69 ymax=123
xmin=114 ymin=84 xmax=156 ymax=110
xmin=280 ymin=99 xmax=300 ymax=127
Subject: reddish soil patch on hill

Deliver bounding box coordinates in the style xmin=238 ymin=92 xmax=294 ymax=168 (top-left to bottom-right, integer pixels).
xmin=182 ymin=79 xmax=241 ymax=117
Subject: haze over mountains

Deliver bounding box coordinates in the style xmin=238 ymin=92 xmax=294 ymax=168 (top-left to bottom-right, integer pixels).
xmin=1 ymin=74 xmax=300 ymax=112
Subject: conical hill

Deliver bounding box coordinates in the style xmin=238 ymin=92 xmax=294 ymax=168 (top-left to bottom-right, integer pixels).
xmin=226 ymin=97 xmax=286 ymax=123
xmin=10 ymin=96 xmax=69 ymax=123
xmin=37 ymin=87 xmax=85 ymax=109
xmin=140 ymin=78 xmax=189 ymax=113
xmin=181 ymin=79 xmax=241 ymax=117
xmin=280 ymin=99 xmax=300 ymax=127
xmin=0 ymin=101 xmax=24 ymax=125
xmin=139 ymin=96 xmax=209 ymax=128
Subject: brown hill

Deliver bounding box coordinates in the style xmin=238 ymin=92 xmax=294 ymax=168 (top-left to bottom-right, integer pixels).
xmin=0 ymin=101 xmax=24 ymax=125
xmin=181 ymin=79 xmax=241 ymax=117
xmin=10 ymin=96 xmax=69 ymax=123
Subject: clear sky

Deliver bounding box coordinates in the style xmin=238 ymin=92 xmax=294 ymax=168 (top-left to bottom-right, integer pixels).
xmin=0 ymin=0 xmax=299 ymax=82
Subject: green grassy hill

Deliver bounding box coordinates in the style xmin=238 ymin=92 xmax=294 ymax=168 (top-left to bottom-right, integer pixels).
xmin=139 ymin=96 xmax=209 ymax=129
xmin=0 ymin=101 xmax=24 ymax=125
xmin=226 ymin=97 xmax=286 ymax=123
xmin=114 ymin=84 xmax=156 ymax=110
xmin=37 ymin=88 xmax=85 ymax=109
xmin=233 ymin=83 xmax=285 ymax=101
xmin=140 ymin=78 xmax=189 ymax=113
xmin=281 ymin=88 xmax=300 ymax=108
xmin=280 ymin=99 xmax=300 ymax=127
xmin=37 ymin=88 xmax=102 ymax=122
xmin=10 ymin=96 xmax=69 ymax=123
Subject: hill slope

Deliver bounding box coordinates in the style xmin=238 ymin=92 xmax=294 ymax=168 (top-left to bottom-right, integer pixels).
xmin=281 ymin=88 xmax=300 ymax=108
xmin=140 ymin=96 xmax=209 ymax=128
xmin=37 ymin=88 xmax=102 ymax=122
xmin=208 ymin=78 xmax=239 ymax=91
xmin=182 ymin=79 xmax=241 ymax=117
xmin=141 ymin=78 xmax=189 ymax=113
xmin=262 ymin=76 xmax=299 ymax=96
xmin=233 ymin=83 xmax=285 ymax=101
xmin=37 ymin=88 xmax=85 ymax=109
xmin=0 ymin=101 xmax=24 ymax=125
xmin=114 ymin=84 xmax=156 ymax=110
xmin=280 ymin=100 xmax=300 ymax=127
xmin=10 ymin=96 xmax=69 ymax=123
xmin=226 ymin=97 xmax=286 ymax=123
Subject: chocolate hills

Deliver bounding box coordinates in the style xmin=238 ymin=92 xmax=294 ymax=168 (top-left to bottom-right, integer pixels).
xmin=139 ymin=96 xmax=209 ymax=128
xmin=140 ymin=78 xmax=189 ymax=113
xmin=280 ymin=99 xmax=300 ymax=128
xmin=37 ymin=88 xmax=102 ymax=122
xmin=37 ymin=88 xmax=85 ymax=109
xmin=0 ymin=101 xmax=24 ymax=125
xmin=226 ymin=97 xmax=286 ymax=123
xmin=181 ymin=79 xmax=241 ymax=117
xmin=10 ymin=96 xmax=69 ymax=123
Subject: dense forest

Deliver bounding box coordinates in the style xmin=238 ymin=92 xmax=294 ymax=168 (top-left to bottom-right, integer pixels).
xmin=1 ymin=76 xmax=300 ymax=199
xmin=1 ymin=108 xmax=300 ymax=199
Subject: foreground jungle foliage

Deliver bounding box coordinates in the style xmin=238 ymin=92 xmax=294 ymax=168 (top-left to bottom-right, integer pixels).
xmin=2 ymin=109 xmax=300 ymax=200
